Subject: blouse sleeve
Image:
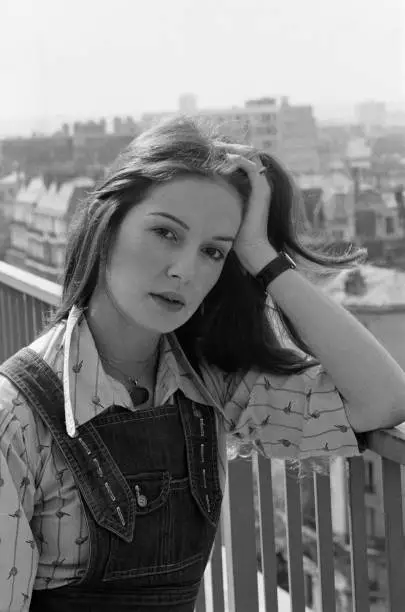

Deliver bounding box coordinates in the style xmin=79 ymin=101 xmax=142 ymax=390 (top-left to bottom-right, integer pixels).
xmin=223 ymin=364 xmax=361 ymax=460
xmin=0 ymin=376 xmax=42 ymax=611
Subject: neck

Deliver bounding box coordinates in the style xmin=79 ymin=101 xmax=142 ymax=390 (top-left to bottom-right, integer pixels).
xmin=86 ymin=285 xmax=161 ymax=379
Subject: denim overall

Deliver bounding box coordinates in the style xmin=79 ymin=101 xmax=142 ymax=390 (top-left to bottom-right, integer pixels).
xmin=0 ymin=348 xmax=223 ymax=611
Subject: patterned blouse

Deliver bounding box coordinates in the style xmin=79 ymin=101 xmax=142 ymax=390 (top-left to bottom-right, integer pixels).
xmin=0 ymin=305 xmax=360 ymax=611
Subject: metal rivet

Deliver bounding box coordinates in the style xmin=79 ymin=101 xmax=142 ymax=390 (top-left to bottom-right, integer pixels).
xmin=104 ymin=481 xmax=116 ymax=501
xmin=78 ymin=437 xmax=91 ymax=455
xmin=135 ymin=484 xmax=148 ymax=508
xmin=92 ymin=457 xmax=103 ymax=477
xmin=116 ymin=506 xmax=125 ymax=526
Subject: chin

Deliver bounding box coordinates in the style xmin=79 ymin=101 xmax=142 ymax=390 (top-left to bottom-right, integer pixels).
xmin=141 ymin=312 xmax=191 ymax=335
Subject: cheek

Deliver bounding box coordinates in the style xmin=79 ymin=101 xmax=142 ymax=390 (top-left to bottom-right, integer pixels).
xmin=110 ymin=236 xmax=162 ymax=279
xmin=196 ymin=263 xmax=224 ymax=299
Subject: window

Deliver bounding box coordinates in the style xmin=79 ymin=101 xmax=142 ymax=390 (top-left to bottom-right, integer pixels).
xmin=304 ymin=573 xmax=314 ymax=608
xmin=364 ymin=460 xmax=375 ymax=493
xmin=260 ymin=113 xmax=276 ymax=122
xmin=52 ymin=246 xmax=65 ymax=267
xmin=385 ymin=216 xmax=394 ymax=234
xmin=262 ymin=140 xmax=273 ymax=149
xmin=365 ymin=506 xmax=376 ymax=537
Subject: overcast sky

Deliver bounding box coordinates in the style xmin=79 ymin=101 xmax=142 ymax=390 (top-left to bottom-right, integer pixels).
xmin=1 ymin=0 xmax=404 ymax=135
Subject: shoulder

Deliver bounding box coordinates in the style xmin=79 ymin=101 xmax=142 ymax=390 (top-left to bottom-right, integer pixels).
xmin=0 ymin=373 xmax=52 ymax=478
xmin=29 ymin=321 xmax=66 ymax=368
xmin=199 ymin=359 xmax=312 ymax=408
xmin=198 ymin=360 xmax=246 ymax=407
xmin=0 ymin=323 xmax=65 ymax=471
xmin=222 ymin=364 xmax=360 ymax=459
xmin=224 ymin=363 xmax=347 ymax=417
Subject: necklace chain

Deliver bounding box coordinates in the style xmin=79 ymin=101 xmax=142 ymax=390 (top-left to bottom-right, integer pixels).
xmin=98 ymin=342 xmax=160 ymax=389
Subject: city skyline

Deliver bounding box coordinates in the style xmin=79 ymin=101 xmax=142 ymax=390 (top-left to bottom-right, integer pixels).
xmin=1 ymin=0 xmax=404 ymax=137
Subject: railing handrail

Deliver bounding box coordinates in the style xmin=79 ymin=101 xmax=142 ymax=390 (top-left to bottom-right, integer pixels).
xmin=366 ymin=423 xmax=405 ymax=464
xmin=0 ymin=260 xmax=61 ymax=306
xmin=2 ymin=259 xmax=405 ymax=465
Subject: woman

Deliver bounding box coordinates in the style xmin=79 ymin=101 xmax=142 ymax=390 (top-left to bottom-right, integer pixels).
xmin=1 ymin=116 xmax=405 ymax=611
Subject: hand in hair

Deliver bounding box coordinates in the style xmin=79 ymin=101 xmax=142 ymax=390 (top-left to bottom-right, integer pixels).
xmin=226 ymin=152 xmax=277 ymax=276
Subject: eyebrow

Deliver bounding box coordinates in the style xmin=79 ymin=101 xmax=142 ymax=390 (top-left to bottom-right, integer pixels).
xmin=147 ymin=212 xmax=236 ymax=243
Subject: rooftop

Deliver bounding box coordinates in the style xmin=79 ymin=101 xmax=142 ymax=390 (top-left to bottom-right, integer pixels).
xmin=35 ymin=177 xmax=94 ymax=215
xmin=0 ymin=171 xmax=25 ymax=186
xmin=323 ymin=264 xmax=405 ymax=310
xmin=16 ymin=177 xmax=47 ymax=204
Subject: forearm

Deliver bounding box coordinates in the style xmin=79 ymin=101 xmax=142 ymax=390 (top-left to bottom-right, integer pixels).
xmin=258 ymin=249 xmax=405 ymax=432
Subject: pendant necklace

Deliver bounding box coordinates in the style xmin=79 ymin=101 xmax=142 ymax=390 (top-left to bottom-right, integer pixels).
xmin=98 ymin=345 xmax=160 ymax=406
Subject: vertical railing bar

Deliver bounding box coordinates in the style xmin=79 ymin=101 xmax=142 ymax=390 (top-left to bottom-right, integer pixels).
xmin=256 ymin=454 xmax=278 ymax=612
xmin=6 ymin=290 xmax=16 ymax=355
xmin=195 ymin=575 xmax=207 ymax=612
xmin=220 ymin=476 xmax=235 ymax=612
xmin=32 ymin=298 xmax=41 ymax=338
xmin=284 ymin=462 xmax=306 ymax=612
xmin=313 ymin=466 xmax=336 ymax=612
xmin=382 ymin=457 xmax=405 ymax=610
xmin=22 ymin=292 xmax=30 ymax=346
xmin=347 ymin=457 xmax=370 ymax=612
xmin=228 ymin=458 xmax=260 ymax=612
xmin=12 ymin=289 xmax=23 ymax=350
xmin=211 ymin=524 xmax=225 ymax=611
xmin=0 ymin=285 xmax=9 ymax=362
xmin=26 ymin=295 xmax=38 ymax=342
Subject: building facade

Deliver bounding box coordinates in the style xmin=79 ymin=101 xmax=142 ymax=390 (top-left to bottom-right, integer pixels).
xmin=0 ymin=171 xmax=25 ymax=220
xmin=276 ymin=97 xmax=321 ymax=174
xmin=141 ymin=98 xmax=279 ymax=154
xmin=355 ymin=101 xmax=387 ymax=136
xmin=142 ymin=95 xmax=321 ymax=175
xmin=6 ymin=176 xmax=94 ymax=281
xmin=5 ymin=177 xmax=47 ymax=270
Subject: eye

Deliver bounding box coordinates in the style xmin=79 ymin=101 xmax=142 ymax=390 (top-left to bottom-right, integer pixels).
xmin=152 ymin=227 xmax=178 ymax=242
xmin=203 ymin=246 xmax=226 ymax=262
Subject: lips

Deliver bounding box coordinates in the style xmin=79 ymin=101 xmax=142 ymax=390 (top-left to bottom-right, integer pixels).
xmin=150 ymin=292 xmax=186 ymax=306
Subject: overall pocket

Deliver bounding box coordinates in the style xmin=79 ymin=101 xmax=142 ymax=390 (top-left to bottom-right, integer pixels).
xmin=103 ymin=471 xmax=211 ymax=586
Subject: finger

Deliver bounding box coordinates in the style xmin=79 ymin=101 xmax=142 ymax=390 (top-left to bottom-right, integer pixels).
xmin=214 ymin=142 xmax=255 ymax=157
xmin=226 ymin=154 xmax=269 ymax=181
xmin=226 ymin=153 xmax=257 ymax=170
xmin=225 ymin=157 xmax=271 ymax=228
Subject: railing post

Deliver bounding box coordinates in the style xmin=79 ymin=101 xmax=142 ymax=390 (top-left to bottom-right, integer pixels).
xmin=284 ymin=462 xmax=306 ymax=612
xmin=227 ymin=457 xmax=260 ymax=612
xmin=256 ymin=454 xmax=278 ymax=611
xmin=382 ymin=457 xmax=405 ymax=611
xmin=314 ymin=468 xmax=336 ymax=612
xmin=347 ymin=456 xmax=370 ymax=611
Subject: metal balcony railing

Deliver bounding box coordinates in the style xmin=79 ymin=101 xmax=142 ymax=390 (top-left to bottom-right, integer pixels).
xmin=1 ymin=260 xmax=405 ymax=612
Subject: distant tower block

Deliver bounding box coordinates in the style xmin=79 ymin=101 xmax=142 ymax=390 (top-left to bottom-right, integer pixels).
xmin=178 ymin=94 xmax=198 ymax=114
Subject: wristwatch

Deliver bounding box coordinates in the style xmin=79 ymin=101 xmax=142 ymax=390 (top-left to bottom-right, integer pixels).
xmin=255 ymin=251 xmax=296 ymax=291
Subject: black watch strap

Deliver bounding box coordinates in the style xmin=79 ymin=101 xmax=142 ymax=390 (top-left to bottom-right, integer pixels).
xmin=255 ymin=251 xmax=296 ymax=291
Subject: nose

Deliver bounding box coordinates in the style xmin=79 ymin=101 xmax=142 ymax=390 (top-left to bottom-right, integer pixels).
xmin=166 ymin=251 xmax=198 ymax=283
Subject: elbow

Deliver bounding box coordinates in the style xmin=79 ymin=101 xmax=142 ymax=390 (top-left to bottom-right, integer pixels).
xmin=347 ymin=396 xmax=405 ymax=433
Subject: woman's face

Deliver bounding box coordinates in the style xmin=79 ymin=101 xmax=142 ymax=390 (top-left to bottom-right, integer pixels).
xmin=105 ymin=177 xmax=243 ymax=333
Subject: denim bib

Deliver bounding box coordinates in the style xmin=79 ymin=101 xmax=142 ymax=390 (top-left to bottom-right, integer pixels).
xmin=0 ymin=348 xmax=223 ymax=611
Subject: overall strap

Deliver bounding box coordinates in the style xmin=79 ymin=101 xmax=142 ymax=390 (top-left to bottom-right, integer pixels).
xmin=0 ymin=347 xmax=136 ymax=542
xmin=0 ymin=347 xmax=66 ymax=430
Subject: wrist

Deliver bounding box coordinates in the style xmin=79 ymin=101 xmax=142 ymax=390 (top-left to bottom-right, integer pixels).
xmin=256 ymin=251 xmax=297 ymax=292
xmin=239 ymin=243 xmax=278 ymax=276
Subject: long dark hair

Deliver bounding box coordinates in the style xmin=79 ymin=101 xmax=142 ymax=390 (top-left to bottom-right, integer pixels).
xmin=49 ymin=115 xmax=366 ymax=377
